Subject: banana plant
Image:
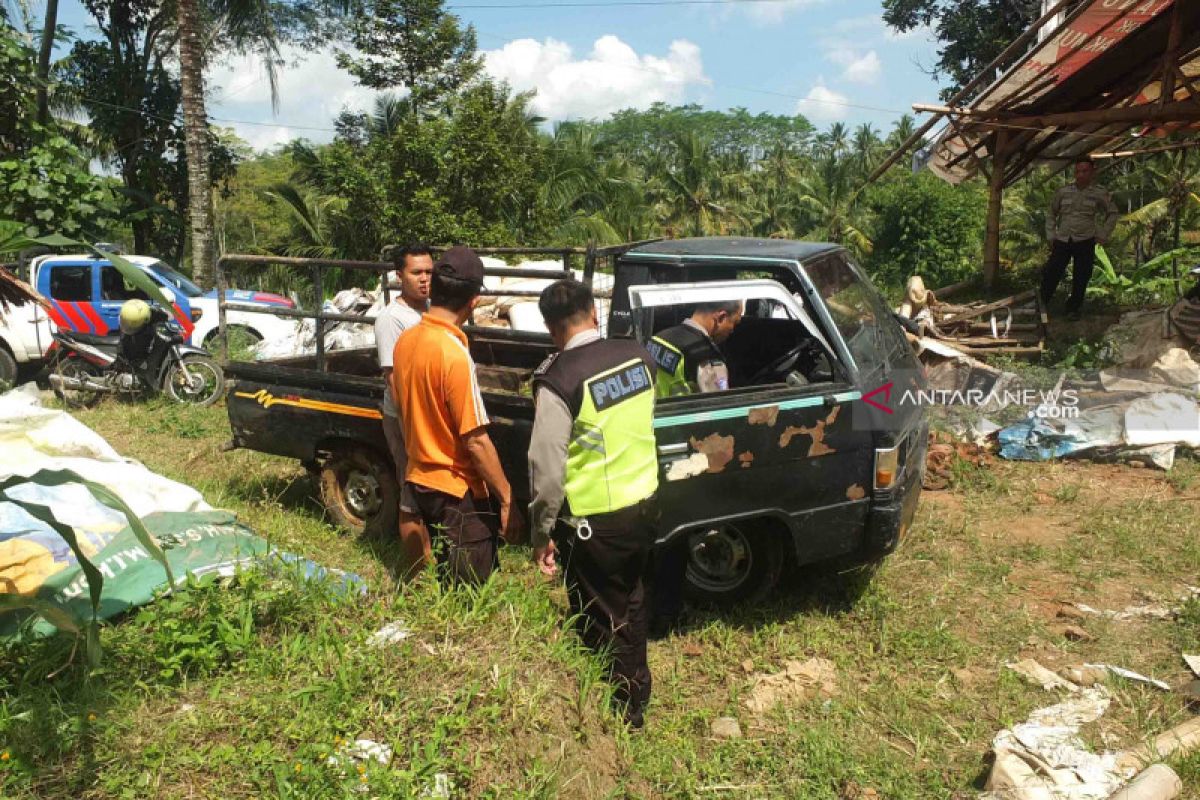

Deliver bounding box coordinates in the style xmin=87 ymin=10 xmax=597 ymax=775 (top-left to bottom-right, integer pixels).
xmin=0 ymin=469 xmax=174 ymax=665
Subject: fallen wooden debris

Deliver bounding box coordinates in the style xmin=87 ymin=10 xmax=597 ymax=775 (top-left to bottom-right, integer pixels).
xmin=1118 ymin=716 xmax=1200 ymax=773
xmin=1105 ymin=764 xmax=1182 ymax=800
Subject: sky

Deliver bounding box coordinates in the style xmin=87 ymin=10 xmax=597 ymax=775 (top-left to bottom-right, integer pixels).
xmin=51 ymin=0 xmax=944 ymax=153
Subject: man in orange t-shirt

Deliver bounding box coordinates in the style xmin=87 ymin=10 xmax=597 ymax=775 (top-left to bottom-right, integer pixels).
xmin=391 ymin=246 xmax=524 ymax=583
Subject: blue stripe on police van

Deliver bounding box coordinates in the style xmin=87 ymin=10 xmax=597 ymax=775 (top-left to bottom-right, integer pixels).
xmin=652 ymin=390 xmax=862 ymax=429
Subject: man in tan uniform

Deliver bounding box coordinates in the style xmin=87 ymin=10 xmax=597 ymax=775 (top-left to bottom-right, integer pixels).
xmin=1040 ymin=159 xmax=1119 ymax=320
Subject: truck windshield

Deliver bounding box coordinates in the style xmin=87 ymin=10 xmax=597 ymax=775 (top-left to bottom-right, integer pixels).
xmin=148 ymin=261 xmax=204 ymax=298
xmin=803 ymin=254 xmax=888 ymax=371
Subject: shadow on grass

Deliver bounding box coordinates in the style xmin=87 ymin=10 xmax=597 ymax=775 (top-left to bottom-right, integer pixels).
xmin=683 ymin=558 xmax=882 ymax=633
xmin=220 ymin=471 xmax=325 ymax=519
xmin=351 ymin=531 xmax=413 ymax=586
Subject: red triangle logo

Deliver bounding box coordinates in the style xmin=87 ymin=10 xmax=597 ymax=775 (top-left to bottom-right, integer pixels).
xmin=862 ymin=381 xmax=894 ymax=414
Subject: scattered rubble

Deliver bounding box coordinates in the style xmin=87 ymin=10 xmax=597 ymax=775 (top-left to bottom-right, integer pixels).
xmin=743 ymin=658 xmax=838 ymax=715
xmin=897 ymin=277 xmax=1046 ymax=357
xmin=1182 ymin=654 xmax=1200 ymax=678
xmin=326 ymin=738 xmax=393 ymax=768
xmin=983 ymin=658 xmax=1200 ymax=800
xmin=1067 ymin=587 xmax=1200 ymax=622
xmin=1056 ymin=624 xmax=1094 ymax=643
xmin=1007 ymin=658 xmax=1078 ymax=692
xmin=366 ymin=620 xmax=411 ymax=648
xmin=839 ymin=779 xmax=882 ymax=800
xmin=710 ymin=716 xmax=743 ymax=740
xmin=1106 ymin=764 xmax=1182 ymax=800
xmin=251 ymin=258 xmax=608 ymax=360
xmin=923 ymin=432 xmax=993 ymax=491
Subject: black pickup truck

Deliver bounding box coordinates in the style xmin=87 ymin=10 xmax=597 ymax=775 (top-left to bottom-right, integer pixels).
xmin=221 ymin=238 xmax=927 ymax=604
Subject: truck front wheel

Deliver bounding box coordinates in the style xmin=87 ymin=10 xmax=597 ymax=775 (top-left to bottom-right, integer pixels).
xmin=683 ymin=519 xmax=786 ymax=606
xmin=0 ymin=347 xmax=17 ymax=389
xmin=317 ymin=445 xmax=398 ymax=538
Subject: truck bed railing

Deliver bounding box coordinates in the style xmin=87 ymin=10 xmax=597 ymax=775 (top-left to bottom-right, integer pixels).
xmin=215 ymin=240 xmax=659 ymax=371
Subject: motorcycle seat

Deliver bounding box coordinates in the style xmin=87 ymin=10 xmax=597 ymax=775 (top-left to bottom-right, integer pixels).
xmin=59 ymin=331 xmax=121 ymax=349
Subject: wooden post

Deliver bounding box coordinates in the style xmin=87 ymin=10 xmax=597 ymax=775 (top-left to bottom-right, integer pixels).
xmin=983 ymin=130 xmax=1010 ymax=291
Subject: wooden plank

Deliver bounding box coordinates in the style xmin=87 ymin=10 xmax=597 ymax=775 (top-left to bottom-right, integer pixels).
xmin=939 ymin=290 xmax=1037 ymax=326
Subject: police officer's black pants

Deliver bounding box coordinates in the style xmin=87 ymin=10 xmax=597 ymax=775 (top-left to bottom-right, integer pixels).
xmin=553 ymin=502 xmax=653 ymax=726
xmin=1040 ymin=238 xmax=1096 ymax=313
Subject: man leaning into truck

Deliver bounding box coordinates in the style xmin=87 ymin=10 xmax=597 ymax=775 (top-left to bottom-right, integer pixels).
xmin=391 ymin=246 xmax=523 ymax=584
xmin=529 ymin=278 xmax=659 ymax=728
xmin=644 ymin=299 xmax=743 ymax=637
xmin=376 ymin=243 xmax=433 ymax=577
xmin=647 ymin=300 xmax=743 ymax=397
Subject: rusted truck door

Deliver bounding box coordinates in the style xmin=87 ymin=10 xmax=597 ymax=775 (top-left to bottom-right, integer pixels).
xmin=627 ymin=279 xmax=876 ymax=595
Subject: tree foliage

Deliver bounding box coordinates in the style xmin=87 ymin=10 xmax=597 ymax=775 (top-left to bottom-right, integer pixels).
xmin=335 ymin=0 xmax=481 ymax=114
xmin=0 ymin=19 xmax=118 ymax=238
xmin=866 ymin=171 xmax=986 ymax=287
xmin=881 ymin=0 xmax=1040 ymax=100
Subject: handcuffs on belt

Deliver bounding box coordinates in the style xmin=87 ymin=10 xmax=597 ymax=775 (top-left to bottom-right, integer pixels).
xmin=569 ymin=517 xmax=593 ymax=541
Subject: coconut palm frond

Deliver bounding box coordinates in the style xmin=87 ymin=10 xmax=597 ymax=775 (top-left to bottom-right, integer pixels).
xmin=0 ymin=266 xmax=48 ymax=311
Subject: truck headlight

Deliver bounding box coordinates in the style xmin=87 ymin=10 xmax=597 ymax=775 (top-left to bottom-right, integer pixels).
xmin=874 ymin=445 xmax=899 ymax=490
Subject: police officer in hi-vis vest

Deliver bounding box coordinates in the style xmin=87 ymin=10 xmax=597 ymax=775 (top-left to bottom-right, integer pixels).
xmin=647 ymin=300 xmax=744 ymax=397
xmin=644 ymin=300 xmax=743 ymax=637
xmin=529 ymin=279 xmax=659 ymax=728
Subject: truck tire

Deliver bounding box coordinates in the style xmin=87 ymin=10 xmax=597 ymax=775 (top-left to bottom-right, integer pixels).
xmin=683 ymin=518 xmax=787 ymax=606
xmin=0 ymin=347 xmax=16 ymax=390
xmin=317 ymin=445 xmax=398 ymax=539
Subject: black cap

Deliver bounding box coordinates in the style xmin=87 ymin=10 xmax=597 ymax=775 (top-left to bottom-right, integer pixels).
xmin=434 ymin=245 xmax=485 ymax=286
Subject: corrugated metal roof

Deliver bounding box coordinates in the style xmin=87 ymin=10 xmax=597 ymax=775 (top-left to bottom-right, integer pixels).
xmin=921 ymin=0 xmax=1200 ymax=187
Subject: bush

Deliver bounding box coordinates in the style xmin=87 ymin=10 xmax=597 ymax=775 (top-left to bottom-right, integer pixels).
xmin=866 ymin=172 xmax=987 ymax=289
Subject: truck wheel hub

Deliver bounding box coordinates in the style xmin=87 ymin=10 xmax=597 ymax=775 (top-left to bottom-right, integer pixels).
xmin=345 ymin=469 xmax=382 ymax=517
xmin=687 ymin=526 xmax=751 ymax=590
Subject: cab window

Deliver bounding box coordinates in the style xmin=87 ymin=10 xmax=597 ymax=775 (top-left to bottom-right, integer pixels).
xmin=644 ymin=297 xmax=834 ymax=393
xmin=48 ymin=265 xmax=92 ymax=301
xmin=100 ymin=266 xmax=150 ymax=302
xmin=803 ymin=254 xmax=889 ymax=371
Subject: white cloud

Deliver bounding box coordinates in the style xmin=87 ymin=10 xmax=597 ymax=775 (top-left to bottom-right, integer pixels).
xmin=797 ymin=84 xmax=849 ymax=123
xmin=830 ymin=13 xmax=932 ymax=42
xmin=827 ymin=49 xmax=882 ymax=84
xmin=208 ymin=48 xmax=384 ymax=151
xmin=740 ymin=0 xmax=826 ymax=25
xmin=483 ymin=36 xmax=708 ymax=121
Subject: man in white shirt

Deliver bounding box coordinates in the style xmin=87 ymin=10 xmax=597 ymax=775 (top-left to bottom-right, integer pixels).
xmin=376 ymin=244 xmax=433 ymax=575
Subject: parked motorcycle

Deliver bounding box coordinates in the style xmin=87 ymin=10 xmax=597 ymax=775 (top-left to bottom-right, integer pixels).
xmin=49 ymin=300 xmax=225 ymax=407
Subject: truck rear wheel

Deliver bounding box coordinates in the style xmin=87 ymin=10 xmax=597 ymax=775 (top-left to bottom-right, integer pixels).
xmin=683 ymin=519 xmax=786 ymax=606
xmin=317 ymin=445 xmax=398 ymax=539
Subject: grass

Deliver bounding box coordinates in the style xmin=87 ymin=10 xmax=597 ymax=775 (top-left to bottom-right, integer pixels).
xmin=4 ymin=399 xmax=1200 ymax=798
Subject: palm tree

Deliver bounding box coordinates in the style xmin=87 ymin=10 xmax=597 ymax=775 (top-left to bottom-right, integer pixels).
xmin=35 ymin=0 xmax=57 ymax=124
xmin=659 ymin=131 xmax=744 ymax=237
xmin=851 ymin=123 xmax=881 ymax=179
xmin=370 ymin=93 xmax=412 ymax=139
xmin=886 ymin=114 xmax=917 ymax=149
xmin=793 ymin=153 xmax=872 ymax=257
xmin=177 ymin=0 xmax=283 ymax=289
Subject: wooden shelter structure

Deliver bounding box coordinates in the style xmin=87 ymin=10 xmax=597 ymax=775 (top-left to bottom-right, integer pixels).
xmin=870 ymin=0 xmax=1200 ymax=288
